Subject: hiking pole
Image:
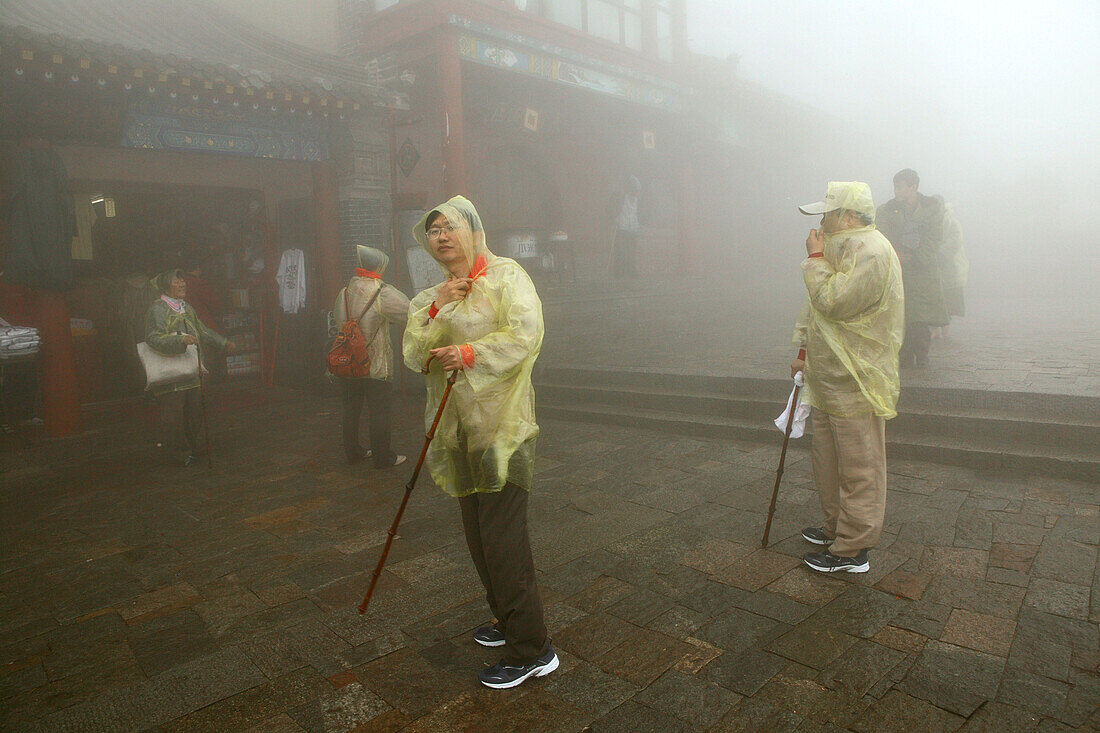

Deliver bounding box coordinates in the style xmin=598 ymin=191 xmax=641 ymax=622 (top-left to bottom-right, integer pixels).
xmin=761 ymin=372 xmax=803 ymax=548
xmin=196 ymin=343 xmax=213 ymax=469
xmin=358 ymin=355 xmax=459 ymax=614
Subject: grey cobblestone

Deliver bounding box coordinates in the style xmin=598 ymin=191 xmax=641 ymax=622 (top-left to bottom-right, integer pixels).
xmin=1 ymin=385 xmax=1095 ymax=730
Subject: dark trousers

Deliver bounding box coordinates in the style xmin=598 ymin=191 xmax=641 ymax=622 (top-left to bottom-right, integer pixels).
xmin=613 ymin=230 xmax=638 ymax=278
xmin=900 ymin=322 xmax=932 ymax=367
xmin=159 ymin=388 xmax=200 ymax=460
xmin=341 ymin=378 xmax=395 ymax=467
xmin=459 ymin=483 xmax=548 ymax=664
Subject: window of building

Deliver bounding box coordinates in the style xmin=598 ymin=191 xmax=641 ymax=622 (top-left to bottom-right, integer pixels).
xmin=513 ymin=0 xmax=656 ymax=54
xmin=656 ymin=6 xmax=673 ymax=61
xmin=587 ymin=0 xmax=620 ymax=44
xmin=623 ymin=11 xmax=641 ymax=49
xmin=542 ymin=0 xmax=584 ymax=30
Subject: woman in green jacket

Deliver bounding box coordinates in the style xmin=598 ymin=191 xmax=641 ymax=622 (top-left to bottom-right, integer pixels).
xmin=144 ymin=269 xmax=232 ymax=465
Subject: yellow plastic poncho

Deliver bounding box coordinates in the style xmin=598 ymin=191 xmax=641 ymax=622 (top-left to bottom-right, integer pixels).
xmin=403 ymin=196 xmax=544 ymax=497
xmin=939 ymin=202 xmax=969 ymax=289
xmin=794 ymin=225 xmax=905 ymax=418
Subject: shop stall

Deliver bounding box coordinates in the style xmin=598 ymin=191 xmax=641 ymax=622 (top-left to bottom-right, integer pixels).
xmin=0 ymin=3 xmax=401 ymax=436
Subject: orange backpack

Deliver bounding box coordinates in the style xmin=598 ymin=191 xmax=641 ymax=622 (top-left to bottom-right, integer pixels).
xmin=326 ymin=284 xmax=383 ymax=378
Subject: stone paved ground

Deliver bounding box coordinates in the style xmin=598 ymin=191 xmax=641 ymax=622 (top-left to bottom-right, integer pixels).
xmin=2 ymin=386 xmax=1097 ymax=731
xmin=537 ymin=275 xmax=1100 ymax=397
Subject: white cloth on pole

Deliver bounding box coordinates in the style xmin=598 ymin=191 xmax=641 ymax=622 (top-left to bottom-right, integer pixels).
xmin=276 ymin=249 xmax=307 ymax=314
xmin=774 ymin=371 xmax=809 ymax=439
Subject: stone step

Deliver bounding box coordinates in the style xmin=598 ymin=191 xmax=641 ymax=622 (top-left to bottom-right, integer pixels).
xmin=537 ymin=402 xmax=1100 ymax=482
xmin=535 ymin=365 xmax=1100 ymax=424
xmin=534 ymin=369 xmax=1100 ymax=481
xmin=535 ymin=382 xmax=1100 ymax=455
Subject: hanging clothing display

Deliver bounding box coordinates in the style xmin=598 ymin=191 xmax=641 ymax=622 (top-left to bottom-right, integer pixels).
xmin=276 ymin=248 xmax=306 ymax=314
xmin=2 ymin=139 xmax=77 ymax=291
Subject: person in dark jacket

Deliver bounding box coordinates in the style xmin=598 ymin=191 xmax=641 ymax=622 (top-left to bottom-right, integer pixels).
xmin=876 ymin=169 xmax=948 ymax=368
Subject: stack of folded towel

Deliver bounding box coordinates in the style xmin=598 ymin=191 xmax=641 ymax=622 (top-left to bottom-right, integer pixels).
xmin=0 ymin=324 xmax=40 ymax=357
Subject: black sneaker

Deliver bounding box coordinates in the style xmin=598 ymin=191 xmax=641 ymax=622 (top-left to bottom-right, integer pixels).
xmin=803 ymin=549 xmax=869 ymax=573
xmin=801 ymin=527 xmax=833 ymax=546
xmin=478 ymin=645 xmax=559 ymax=689
xmin=346 ymin=447 xmax=372 ymax=464
xmin=473 ymin=623 xmax=505 ymax=648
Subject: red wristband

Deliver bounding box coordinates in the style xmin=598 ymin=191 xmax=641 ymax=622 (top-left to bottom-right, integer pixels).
xmin=428 ymin=302 xmax=439 ymax=319
xmin=459 ymin=344 xmax=475 ymax=368
xmin=808 ymin=251 xmax=824 ymax=259
xmin=797 ymin=348 xmax=806 ymax=361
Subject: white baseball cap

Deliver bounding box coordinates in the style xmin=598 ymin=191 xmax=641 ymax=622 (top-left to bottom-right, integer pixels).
xmin=799 ymin=181 xmax=876 ymax=219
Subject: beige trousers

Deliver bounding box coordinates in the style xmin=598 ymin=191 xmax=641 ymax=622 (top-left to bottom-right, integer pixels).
xmin=811 ymin=410 xmax=887 ymax=556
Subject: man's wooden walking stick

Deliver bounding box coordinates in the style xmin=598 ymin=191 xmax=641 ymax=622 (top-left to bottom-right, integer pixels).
xmin=358 ymin=357 xmax=458 ymax=614
xmin=761 ymin=374 xmax=803 ymax=548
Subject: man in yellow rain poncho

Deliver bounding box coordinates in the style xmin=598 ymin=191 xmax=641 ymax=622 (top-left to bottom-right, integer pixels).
xmin=403 ymin=195 xmax=556 ymax=689
xmin=789 ymin=182 xmax=904 ymax=574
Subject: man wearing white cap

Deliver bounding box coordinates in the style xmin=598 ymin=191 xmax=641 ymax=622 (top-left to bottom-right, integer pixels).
xmin=790 ymin=182 xmax=904 ymax=573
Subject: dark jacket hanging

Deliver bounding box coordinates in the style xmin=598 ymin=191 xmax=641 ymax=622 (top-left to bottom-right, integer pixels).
xmin=3 ymin=140 xmax=76 ymax=291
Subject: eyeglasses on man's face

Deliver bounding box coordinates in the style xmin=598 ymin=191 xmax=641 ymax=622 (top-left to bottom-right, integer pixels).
xmin=427 ymin=223 xmax=457 ymax=239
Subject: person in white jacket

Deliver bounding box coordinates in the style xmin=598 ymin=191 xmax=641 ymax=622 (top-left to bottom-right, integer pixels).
xmin=333 ymin=246 xmax=410 ymax=467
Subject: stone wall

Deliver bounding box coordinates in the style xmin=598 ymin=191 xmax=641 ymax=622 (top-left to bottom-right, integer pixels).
xmin=334 ymin=112 xmax=393 ymax=275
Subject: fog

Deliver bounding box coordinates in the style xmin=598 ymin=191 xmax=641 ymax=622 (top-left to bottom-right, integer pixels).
xmin=688 ymin=0 xmax=1100 ymax=306
xmin=6 ymin=0 xmax=1094 ymax=381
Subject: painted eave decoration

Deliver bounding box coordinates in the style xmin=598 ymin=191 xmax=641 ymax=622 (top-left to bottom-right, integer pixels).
xmin=0 ymin=0 xmax=408 ymax=115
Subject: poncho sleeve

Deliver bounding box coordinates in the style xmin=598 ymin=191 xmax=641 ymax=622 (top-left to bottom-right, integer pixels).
xmin=462 ymin=267 xmax=542 ymax=394
xmin=792 ymin=300 xmax=811 ymax=347
xmin=914 ymin=199 xmax=945 ymax=267
xmin=403 ymin=287 xmax=448 ymax=371
xmin=380 ymin=284 xmax=411 ymax=322
xmin=801 ymin=238 xmax=889 ymax=323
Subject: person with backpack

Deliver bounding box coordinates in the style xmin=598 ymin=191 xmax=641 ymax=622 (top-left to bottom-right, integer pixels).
xmin=330 ymin=246 xmax=410 ymax=467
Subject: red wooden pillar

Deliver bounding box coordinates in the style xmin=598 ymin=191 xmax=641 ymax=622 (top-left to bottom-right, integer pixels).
xmin=313 ymin=160 xmax=342 ymax=306
xmin=37 ymin=291 xmax=80 ymax=436
xmin=438 ymin=46 xmax=468 ymax=196
xmin=0 ymin=282 xmax=80 ymax=437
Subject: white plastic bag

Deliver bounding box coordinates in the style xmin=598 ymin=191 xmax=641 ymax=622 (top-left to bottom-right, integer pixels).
xmin=774 ymin=372 xmax=809 ymax=439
